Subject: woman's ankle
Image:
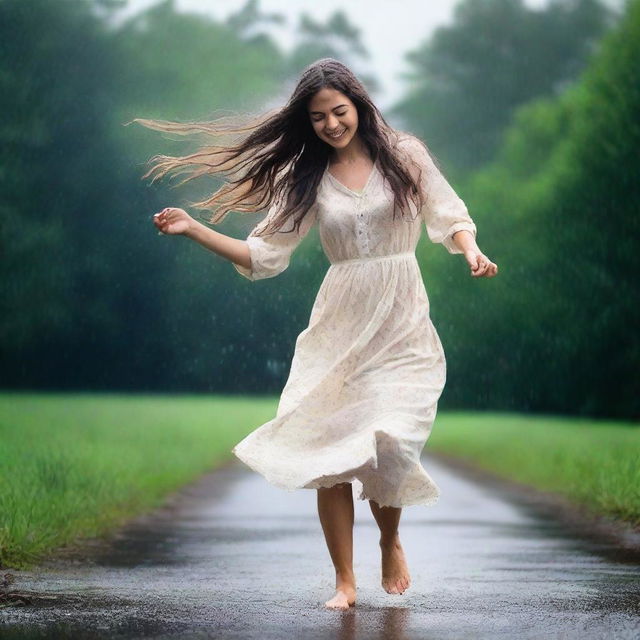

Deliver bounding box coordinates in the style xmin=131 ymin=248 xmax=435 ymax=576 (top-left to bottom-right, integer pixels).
xmin=335 ymin=568 xmax=356 ymax=587
xmin=379 ymin=532 xmax=400 ymax=547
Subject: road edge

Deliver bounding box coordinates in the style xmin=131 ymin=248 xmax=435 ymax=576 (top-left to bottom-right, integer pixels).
xmin=427 ymin=450 xmax=640 ymax=562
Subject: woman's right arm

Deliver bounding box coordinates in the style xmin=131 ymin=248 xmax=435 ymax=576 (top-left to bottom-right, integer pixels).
xmin=154 ymin=207 xmax=251 ymax=270
xmin=154 ymin=200 xmax=317 ymax=281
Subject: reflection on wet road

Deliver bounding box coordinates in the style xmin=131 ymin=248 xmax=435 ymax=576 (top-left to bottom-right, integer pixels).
xmin=1 ymin=455 xmax=639 ymax=639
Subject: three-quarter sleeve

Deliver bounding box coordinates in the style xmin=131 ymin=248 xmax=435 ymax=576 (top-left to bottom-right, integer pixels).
xmin=233 ymin=199 xmax=318 ymax=281
xmin=400 ymin=135 xmax=477 ymax=254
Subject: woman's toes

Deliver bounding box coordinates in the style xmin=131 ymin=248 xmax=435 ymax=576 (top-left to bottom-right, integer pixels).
xmin=385 ymin=581 xmax=398 ymax=594
xmin=324 ymin=587 xmax=356 ymax=609
xmin=325 ymin=595 xmax=348 ymax=609
xmin=382 ymin=575 xmax=411 ymax=594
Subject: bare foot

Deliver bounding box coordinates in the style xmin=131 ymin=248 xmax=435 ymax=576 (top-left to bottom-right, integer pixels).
xmin=324 ymin=584 xmax=356 ymax=610
xmin=379 ymin=534 xmax=411 ymax=594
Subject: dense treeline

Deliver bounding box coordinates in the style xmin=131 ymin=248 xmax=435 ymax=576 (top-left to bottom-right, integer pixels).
xmin=1 ymin=0 xmax=637 ymax=419
xmin=457 ymin=0 xmax=640 ymax=418
xmin=401 ymin=0 xmax=638 ymax=418
xmin=0 ymin=0 xmax=355 ymax=393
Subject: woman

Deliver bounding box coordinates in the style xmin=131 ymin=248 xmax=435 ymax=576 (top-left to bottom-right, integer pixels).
xmin=137 ymin=58 xmax=498 ymax=610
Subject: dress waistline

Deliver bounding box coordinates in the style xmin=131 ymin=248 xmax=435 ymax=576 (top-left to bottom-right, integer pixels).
xmin=330 ymin=251 xmax=416 ymax=266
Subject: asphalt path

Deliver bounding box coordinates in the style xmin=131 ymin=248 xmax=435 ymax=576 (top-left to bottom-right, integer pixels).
xmin=1 ymin=455 xmax=639 ymax=639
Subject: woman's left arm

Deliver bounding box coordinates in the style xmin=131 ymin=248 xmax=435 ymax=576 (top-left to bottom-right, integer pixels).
xmin=452 ymin=230 xmax=498 ymax=278
xmin=400 ymin=134 xmax=499 ymax=279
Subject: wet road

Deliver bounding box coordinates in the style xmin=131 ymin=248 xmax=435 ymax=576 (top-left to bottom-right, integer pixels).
xmin=1 ymin=455 xmax=639 ymax=639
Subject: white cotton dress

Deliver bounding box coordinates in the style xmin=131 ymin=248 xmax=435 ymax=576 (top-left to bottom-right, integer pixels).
xmin=231 ymin=133 xmax=477 ymax=508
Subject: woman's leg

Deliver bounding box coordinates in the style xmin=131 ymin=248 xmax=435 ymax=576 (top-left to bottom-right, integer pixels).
xmin=369 ymin=500 xmax=411 ymax=594
xmin=317 ymin=482 xmax=357 ymax=609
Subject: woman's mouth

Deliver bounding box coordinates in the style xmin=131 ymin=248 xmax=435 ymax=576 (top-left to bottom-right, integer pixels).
xmin=326 ymin=128 xmax=347 ymax=139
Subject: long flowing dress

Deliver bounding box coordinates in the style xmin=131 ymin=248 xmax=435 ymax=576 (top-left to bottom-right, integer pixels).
xmin=231 ymin=133 xmax=477 ymax=508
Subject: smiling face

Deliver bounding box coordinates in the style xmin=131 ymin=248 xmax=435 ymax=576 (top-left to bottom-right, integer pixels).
xmin=308 ymin=87 xmax=359 ymax=150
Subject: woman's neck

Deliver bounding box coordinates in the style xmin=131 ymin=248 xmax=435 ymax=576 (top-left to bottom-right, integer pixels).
xmin=331 ymin=134 xmax=371 ymax=165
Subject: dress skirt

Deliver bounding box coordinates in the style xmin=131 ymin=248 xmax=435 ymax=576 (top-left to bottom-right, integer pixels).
xmin=231 ymin=133 xmax=477 ymax=508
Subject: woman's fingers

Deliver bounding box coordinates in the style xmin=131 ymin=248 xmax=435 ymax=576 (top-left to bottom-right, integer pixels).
xmin=153 ymin=208 xmax=174 ymax=233
xmin=153 ymin=207 xmax=187 ymax=236
xmin=470 ymin=254 xmax=499 ymax=278
xmin=474 ymin=261 xmax=498 ymax=278
xmin=472 ymin=260 xmax=488 ymax=276
xmin=153 ymin=210 xmax=170 ymax=235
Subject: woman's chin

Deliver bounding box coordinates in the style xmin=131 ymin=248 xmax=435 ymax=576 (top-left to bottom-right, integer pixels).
xmin=324 ymin=132 xmax=352 ymax=148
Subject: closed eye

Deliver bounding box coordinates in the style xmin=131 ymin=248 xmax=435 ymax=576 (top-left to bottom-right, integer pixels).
xmin=313 ymin=111 xmax=347 ymax=122
xmin=312 ymin=110 xmax=347 ymax=122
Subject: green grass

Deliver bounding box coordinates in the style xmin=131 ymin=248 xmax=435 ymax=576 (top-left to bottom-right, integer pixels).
xmin=0 ymin=392 xmax=272 ymax=569
xmin=1 ymin=396 xmax=638 ymax=569
xmin=429 ymin=412 xmax=640 ymax=527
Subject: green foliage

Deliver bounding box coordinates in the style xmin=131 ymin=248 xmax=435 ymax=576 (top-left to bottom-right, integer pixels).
xmin=0 ymin=0 xmax=124 ymax=349
xmin=114 ymin=0 xmax=285 ymax=123
xmin=225 ymin=0 xmax=286 ymax=40
xmin=1 ymin=0 xmax=377 ymax=397
xmin=434 ymin=0 xmax=640 ymax=417
xmin=287 ymin=10 xmax=379 ymax=92
xmin=393 ymin=0 xmax=612 ymax=173
xmin=0 ymin=0 xmax=310 ymax=394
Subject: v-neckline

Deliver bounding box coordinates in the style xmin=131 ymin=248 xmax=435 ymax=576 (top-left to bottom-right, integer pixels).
xmin=325 ymin=156 xmax=378 ymax=198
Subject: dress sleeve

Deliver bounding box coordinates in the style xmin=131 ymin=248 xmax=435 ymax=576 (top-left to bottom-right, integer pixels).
xmin=233 ymin=199 xmax=318 ymax=281
xmin=401 ymin=135 xmax=477 ymax=254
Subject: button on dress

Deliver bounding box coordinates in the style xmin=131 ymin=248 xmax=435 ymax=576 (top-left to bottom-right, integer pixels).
xmin=231 ymin=134 xmax=477 ymax=508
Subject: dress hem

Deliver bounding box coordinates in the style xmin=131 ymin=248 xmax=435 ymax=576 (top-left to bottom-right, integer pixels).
xmin=231 ymin=429 xmax=441 ymax=509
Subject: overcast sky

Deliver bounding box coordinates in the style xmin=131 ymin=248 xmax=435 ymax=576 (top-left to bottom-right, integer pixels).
xmin=115 ymin=0 xmax=617 ymax=109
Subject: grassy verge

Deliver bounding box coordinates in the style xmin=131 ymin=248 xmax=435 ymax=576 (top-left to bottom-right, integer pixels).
xmin=429 ymin=412 xmax=640 ymax=527
xmin=0 ymin=392 xmax=271 ymax=569
xmin=2 ymin=396 xmax=637 ymax=568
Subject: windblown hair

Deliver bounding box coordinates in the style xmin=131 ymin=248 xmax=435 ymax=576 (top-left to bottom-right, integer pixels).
xmin=128 ymin=58 xmax=429 ymax=237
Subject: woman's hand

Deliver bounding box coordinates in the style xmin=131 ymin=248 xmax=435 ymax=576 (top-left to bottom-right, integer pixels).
xmin=464 ymin=250 xmax=498 ymax=278
xmin=153 ymin=207 xmax=194 ymax=236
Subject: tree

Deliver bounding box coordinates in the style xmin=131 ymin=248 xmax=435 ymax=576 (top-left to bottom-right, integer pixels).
xmin=392 ymin=0 xmax=613 ymax=174
xmin=0 ymin=0 xmax=299 ymax=392
xmin=434 ymin=0 xmax=640 ymax=418
xmin=287 ymin=10 xmax=379 ymax=93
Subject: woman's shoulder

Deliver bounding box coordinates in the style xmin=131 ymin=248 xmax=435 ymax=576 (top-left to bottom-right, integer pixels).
xmin=391 ymin=130 xmax=427 ymax=154
xmin=388 ymin=129 xmax=430 ymax=169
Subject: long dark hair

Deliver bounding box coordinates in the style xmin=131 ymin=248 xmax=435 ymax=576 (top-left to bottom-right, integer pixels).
xmin=128 ymin=58 xmax=426 ymax=236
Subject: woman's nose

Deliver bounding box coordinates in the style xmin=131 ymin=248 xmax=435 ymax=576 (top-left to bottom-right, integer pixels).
xmin=326 ymin=115 xmax=339 ymax=130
